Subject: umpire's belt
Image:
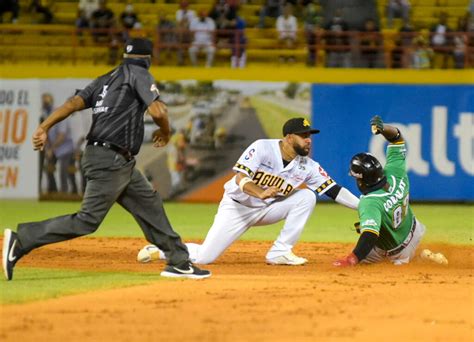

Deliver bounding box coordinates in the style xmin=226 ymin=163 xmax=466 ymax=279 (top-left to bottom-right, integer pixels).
xmin=87 ymin=140 xmax=133 ymax=161
xmin=386 ymin=218 xmax=417 ymax=256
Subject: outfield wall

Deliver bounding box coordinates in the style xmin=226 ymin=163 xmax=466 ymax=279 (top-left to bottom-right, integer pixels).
xmin=0 ymin=66 xmax=473 ymax=201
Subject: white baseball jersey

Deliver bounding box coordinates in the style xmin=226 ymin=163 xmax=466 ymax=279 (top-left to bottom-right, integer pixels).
xmin=224 ymin=139 xmax=336 ymax=207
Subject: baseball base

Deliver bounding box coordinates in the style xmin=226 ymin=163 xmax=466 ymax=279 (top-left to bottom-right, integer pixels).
xmin=420 ymin=249 xmax=448 ymax=265
xmin=137 ymin=245 xmax=160 ymax=263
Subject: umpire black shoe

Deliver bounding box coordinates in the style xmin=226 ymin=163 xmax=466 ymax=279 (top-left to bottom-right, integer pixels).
xmin=3 ymin=229 xmax=22 ymax=281
xmin=160 ymin=261 xmax=211 ymax=279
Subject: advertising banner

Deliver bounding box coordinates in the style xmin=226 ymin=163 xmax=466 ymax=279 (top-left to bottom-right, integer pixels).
xmin=0 ymin=80 xmax=40 ymax=199
xmin=312 ymin=84 xmax=474 ymax=201
xmin=0 ymin=79 xmax=93 ymax=199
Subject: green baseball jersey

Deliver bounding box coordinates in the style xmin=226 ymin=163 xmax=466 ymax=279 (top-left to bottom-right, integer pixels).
xmin=358 ymin=142 xmax=414 ymax=250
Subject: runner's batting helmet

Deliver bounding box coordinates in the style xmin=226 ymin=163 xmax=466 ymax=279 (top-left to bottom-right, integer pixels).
xmin=349 ymin=153 xmax=386 ymax=194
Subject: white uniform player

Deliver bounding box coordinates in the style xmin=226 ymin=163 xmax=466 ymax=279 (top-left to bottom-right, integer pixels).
xmin=139 ymin=118 xmax=360 ymax=265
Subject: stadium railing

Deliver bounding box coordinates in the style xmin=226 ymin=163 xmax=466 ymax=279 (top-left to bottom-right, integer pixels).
xmin=0 ymin=24 xmax=472 ymax=68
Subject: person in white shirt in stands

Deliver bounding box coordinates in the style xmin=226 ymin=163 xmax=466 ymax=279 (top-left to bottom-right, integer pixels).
xmin=386 ymin=0 xmax=411 ymax=29
xmin=176 ymin=0 xmax=195 ymax=24
xmin=78 ymin=0 xmax=99 ymax=22
xmin=175 ymin=1 xmax=196 ymax=66
xmin=276 ymin=4 xmax=297 ymax=63
xmin=430 ymin=11 xmax=452 ymax=69
xmin=189 ymin=10 xmax=216 ymax=67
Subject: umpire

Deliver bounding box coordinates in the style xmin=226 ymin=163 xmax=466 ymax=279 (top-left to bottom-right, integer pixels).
xmin=2 ymin=38 xmax=211 ymax=280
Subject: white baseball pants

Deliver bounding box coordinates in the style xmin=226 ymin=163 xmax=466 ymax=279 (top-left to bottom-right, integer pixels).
xmin=186 ymin=189 xmax=317 ymax=264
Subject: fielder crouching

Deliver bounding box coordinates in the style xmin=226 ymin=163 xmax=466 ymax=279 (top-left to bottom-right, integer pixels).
xmin=334 ymin=115 xmax=426 ymax=267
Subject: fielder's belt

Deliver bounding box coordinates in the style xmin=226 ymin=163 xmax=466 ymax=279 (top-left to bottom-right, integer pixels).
xmin=87 ymin=140 xmax=133 ymax=161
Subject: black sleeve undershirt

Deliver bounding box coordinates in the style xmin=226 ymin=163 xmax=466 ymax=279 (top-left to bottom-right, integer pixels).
xmin=352 ymin=232 xmax=379 ymax=261
xmin=324 ymin=184 xmax=342 ymax=200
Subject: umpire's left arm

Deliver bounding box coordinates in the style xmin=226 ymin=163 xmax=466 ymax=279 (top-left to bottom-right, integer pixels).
xmin=148 ymin=100 xmax=171 ymax=148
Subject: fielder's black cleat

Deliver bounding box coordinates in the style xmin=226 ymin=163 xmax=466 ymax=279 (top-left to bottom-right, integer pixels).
xmin=2 ymin=229 xmax=22 ymax=281
xmin=160 ymin=261 xmax=211 ymax=279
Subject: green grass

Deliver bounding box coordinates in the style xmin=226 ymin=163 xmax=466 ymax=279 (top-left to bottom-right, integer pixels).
xmin=249 ymin=96 xmax=305 ymax=138
xmin=0 ymin=200 xmax=472 ymax=244
xmin=0 ymin=268 xmax=163 ymax=304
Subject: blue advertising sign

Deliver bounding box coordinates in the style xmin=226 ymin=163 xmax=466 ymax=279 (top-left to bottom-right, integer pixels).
xmin=311 ymin=84 xmax=474 ymax=201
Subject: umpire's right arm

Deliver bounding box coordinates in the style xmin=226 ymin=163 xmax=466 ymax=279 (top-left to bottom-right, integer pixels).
xmin=32 ymin=95 xmax=86 ymax=151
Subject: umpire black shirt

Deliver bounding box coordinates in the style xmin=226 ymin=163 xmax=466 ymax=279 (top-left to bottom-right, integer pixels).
xmin=78 ymin=59 xmax=159 ymax=155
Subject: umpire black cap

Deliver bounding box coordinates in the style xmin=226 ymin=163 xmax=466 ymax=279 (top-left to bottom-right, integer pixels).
xmin=124 ymin=38 xmax=153 ymax=56
xmin=282 ymin=117 xmax=320 ymax=136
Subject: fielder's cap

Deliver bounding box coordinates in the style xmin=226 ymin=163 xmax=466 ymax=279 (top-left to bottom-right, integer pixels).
xmin=282 ymin=117 xmax=320 ymax=136
xmin=124 ymin=38 xmax=153 ymax=56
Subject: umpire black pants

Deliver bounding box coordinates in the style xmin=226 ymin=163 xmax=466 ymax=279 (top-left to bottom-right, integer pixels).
xmin=17 ymin=145 xmax=189 ymax=266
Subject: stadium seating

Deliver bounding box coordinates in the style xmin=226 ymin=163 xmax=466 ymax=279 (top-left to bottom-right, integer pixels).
xmin=0 ymin=0 xmax=471 ymax=67
xmin=377 ymin=0 xmax=469 ymax=29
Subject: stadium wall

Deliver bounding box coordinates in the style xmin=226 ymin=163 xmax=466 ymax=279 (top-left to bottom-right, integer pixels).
xmin=1 ymin=67 xmax=472 ymax=201
xmin=1 ymin=65 xmax=473 ymax=83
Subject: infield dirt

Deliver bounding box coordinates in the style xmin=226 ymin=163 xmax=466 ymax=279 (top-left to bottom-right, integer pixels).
xmin=1 ymin=238 xmax=473 ymax=342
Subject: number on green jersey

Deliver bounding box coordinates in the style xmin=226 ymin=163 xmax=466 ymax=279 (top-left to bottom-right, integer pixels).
xmin=392 ymin=194 xmax=409 ymax=229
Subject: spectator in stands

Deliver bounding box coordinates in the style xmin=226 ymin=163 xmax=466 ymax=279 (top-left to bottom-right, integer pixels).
xmin=467 ymin=11 xmax=474 ymax=66
xmin=120 ymin=4 xmax=141 ymax=30
xmin=157 ymin=14 xmax=176 ymax=64
xmin=453 ymin=15 xmax=469 ymax=68
xmin=189 ymin=10 xmax=216 ymax=67
xmin=120 ymin=4 xmax=141 ymax=41
xmin=391 ymin=19 xmax=414 ymax=68
xmin=386 ymin=0 xmax=410 ymax=29
xmin=75 ymin=9 xmax=90 ymax=45
xmin=324 ymin=8 xmax=351 ymax=68
xmin=176 ymin=0 xmax=196 ymax=23
xmin=167 ymin=128 xmax=187 ymax=197
xmin=209 ymin=0 xmax=237 ymax=45
xmin=46 ymin=117 xmax=78 ymax=196
xmin=40 ymin=93 xmax=54 ymax=194
xmin=90 ymin=0 xmax=115 ymax=43
xmin=303 ymin=2 xmax=322 ymax=66
xmin=29 ymin=0 xmax=54 ymax=24
xmin=411 ymin=36 xmax=433 ymax=69
xmin=76 ymin=9 xmax=90 ymax=30
xmin=42 ymin=93 xmax=78 ymax=195
xmin=229 ymin=15 xmax=247 ymax=68
xmin=430 ymin=11 xmax=452 ymax=68
xmin=258 ymin=0 xmax=283 ymax=28
xmin=359 ymin=18 xmax=381 ymax=68
xmin=78 ymin=0 xmax=99 ymax=22
xmin=176 ymin=0 xmax=196 ymax=24
xmin=0 ymin=0 xmax=19 ymax=23
xmin=176 ymin=1 xmax=196 ymax=65
xmin=276 ymin=4 xmax=298 ymax=63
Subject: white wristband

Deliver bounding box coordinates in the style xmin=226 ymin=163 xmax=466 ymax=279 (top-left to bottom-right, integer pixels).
xmin=239 ymin=177 xmax=254 ymax=192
